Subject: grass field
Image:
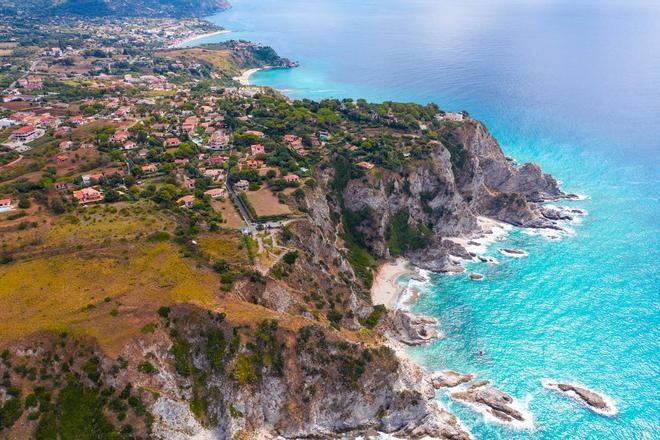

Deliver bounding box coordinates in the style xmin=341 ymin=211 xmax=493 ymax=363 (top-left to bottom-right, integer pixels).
xmin=196 ymin=230 xmax=249 ymax=266
xmin=246 ymin=187 xmax=292 ymax=218
xmin=0 ymin=241 xmax=221 ymax=355
xmin=210 ymin=198 xmax=245 ymax=229
xmin=0 ymin=201 xmax=176 ymax=257
xmin=158 ymin=48 xmax=234 ymax=72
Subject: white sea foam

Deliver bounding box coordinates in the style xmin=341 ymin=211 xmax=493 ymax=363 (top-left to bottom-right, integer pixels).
xmin=541 ymin=379 xmax=618 ymax=417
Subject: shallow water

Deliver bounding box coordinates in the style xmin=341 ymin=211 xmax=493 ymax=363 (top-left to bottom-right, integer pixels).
xmin=194 ymin=1 xmax=660 ymax=437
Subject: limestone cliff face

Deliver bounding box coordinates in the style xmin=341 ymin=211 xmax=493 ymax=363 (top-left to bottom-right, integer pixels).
xmin=339 ymin=118 xmax=566 ymax=269
xmin=132 ymin=306 xmax=470 ymax=440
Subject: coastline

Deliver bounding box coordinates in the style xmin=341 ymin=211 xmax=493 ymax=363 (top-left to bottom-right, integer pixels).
xmin=234 ymin=66 xmax=270 ymax=86
xmin=370 ymin=257 xmax=414 ymax=309
xmin=170 ymin=29 xmax=230 ymax=48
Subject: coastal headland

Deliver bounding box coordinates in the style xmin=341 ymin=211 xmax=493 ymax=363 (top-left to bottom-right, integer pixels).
xmin=0 ymin=3 xmax=600 ymax=440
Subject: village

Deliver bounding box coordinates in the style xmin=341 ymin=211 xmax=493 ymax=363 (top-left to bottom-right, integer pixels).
xmin=0 ymin=13 xmax=465 ymax=275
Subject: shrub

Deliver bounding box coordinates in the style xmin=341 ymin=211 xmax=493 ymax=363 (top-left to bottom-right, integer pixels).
xmin=282 ymin=251 xmax=298 ymax=265
xmin=137 ymin=361 xmax=157 ymax=374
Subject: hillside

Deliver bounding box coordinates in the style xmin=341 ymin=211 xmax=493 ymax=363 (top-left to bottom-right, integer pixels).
xmin=0 ymin=0 xmax=230 ymax=17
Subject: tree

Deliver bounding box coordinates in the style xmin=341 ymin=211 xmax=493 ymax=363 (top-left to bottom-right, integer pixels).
xmin=18 ymin=196 xmax=30 ymax=209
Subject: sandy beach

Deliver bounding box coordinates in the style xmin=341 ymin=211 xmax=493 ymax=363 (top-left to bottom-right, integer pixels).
xmin=371 ymin=258 xmax=414 ymax=309
xmin=170 ymin=29 xmax=230 ymax=48
xmin=234 ymin=67 xmax=269 ymax=86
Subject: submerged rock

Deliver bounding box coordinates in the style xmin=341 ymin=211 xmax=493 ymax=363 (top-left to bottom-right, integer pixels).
xmin=451 ymin=381 xmax=533 ymax=426
xmin=542 ymin=380 xmax=617 ymax=416
xmin=430 ymin=370 xmax=475 ymax=389
xmin=498 ymin=248 xmax=528 ymax=257
xmin=469 ymin=273 xmax=484 ymax=281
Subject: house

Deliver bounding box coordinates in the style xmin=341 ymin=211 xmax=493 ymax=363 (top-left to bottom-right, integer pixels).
xmin=356 ymin=161 xmax=375 ymax=170
xmin=184 ymin=177 xmax=196 ymax=189
xmin=68 ymin=115 xmax=85 ymax=126
xmin=283 ymin=173 xmax=300 ymax=183
xmin=141 ymin=164 xmax=158 ymax=174
xmin=123 ymin=141 xmax=138 ymax=150
xmin=111 ymin=131 xmax=129 ymax=143
xmin=203 ymin=169 xmax=226 ymax=182
xmin=284 ymin=134 xmax=303 ymax=146
xmin=250 ymin=144 xmax=265 ymax=156
xmin=441 ymin=112 xmax=464 ymax=122
xmin=165 ymin=137 xmax=181 ymax=147
xmin=182 ymin=116 xmax=199 ymax=132
xmin=204 ymin=188 xmax=226 ymax=199
xmin=25 ymin=75 xmax=43 ymax=90
xmin=0 ymin=199 xmax=12 ymax=210
xmin=317 ymin=131 xmax=330 ymax=141
xmin=245 ymin=160 xmax=264 ymax=169
xmin=207 ymin=130 xmax=229 ymax=150
xmin=208 ymin=155 xmax=226 ymax=165
xmin=59 ymin=140 xmax=74 ymax=151
xmin=54 ymin=182 xmax=69 ymax=192
xmin=177 ymin=195 xmax=195 ymax=208
xmin=234 ymin=180 xmax=249 ymax=192
xmin=54 ymin=127 xmax=71 ymax=137
xmin=10 ymin=125 xmax=45 ymax=143
xmin=55 ymin=153 xmax=69 ymax=164
xmin=73 ymin=187 xmax=103 ymax=204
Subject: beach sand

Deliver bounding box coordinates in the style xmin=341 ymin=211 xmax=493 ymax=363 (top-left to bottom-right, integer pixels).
xmin=171 ymin=29 xmax=230 ymax=48
xmin=234 ymin=67 xmax=268 ymax=86
xmin=371 ymin=258 xmax=414 ymax=309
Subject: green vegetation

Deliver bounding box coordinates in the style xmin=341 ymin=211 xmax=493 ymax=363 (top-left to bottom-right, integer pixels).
xmin=385 ymin=210 xmax=431 ymax=256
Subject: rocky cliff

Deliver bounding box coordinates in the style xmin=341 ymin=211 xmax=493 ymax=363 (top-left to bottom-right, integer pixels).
xmin=339 ymin=119 xmax=569 ymax=270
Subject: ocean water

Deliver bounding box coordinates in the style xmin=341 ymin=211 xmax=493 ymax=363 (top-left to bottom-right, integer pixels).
xmin=194 ymin=1 xmax=660 ymax=438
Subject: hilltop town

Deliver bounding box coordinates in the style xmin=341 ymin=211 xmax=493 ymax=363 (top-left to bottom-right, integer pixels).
xmin=0 ymin=12 xmax=568 ymax=440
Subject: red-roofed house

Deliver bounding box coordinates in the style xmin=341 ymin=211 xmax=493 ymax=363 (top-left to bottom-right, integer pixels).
xmin=141 ymin=164 xmax=158 ymax=174
xmin=204 ymin=188 xmax=226 ymax=199
xmin=165 ymin=138 xmax=181 ymax=147
xmin=177 ymin=195 xmax=195 ymax=208
xmin=111 ymin=131 xmax=129 ymax=143
xmin=0 ymin=199 xmax=12 ymax=210
xmin=10 ymin=125 xmax=44 ymax=143
xmin=283 ymin=173 xmax=300 ymax=183
xmin=356 ymin=161 xmax=375 ymax=170
xmin=250 ymin=144 xmax=265 ymax=156
xmin=73 ymin=187 xmax=103 ymax=204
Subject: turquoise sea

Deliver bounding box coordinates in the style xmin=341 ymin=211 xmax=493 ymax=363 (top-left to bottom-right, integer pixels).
xmin=191 ymin=0 xmax=660 ymax=438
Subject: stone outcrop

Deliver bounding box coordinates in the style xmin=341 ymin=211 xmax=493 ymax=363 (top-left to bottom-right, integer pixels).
xmin=430 ymin=370 xmax=475 ymax=389
xmin=451 ymin=380 xmax=531 ymax=425
xmin=542 ymin=380 xmax=617 ymax=416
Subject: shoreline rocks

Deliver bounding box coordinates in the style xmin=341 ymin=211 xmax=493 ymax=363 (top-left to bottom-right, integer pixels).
xmin=450 ymin=380 xmax=533 ymax=428
xmin=430 ymin=370 xmax=475 ymax=389
xmin=392 ymin=310 xmax=442 ymax=346
xmin=542 ymin=380 xmax=617 ymax=416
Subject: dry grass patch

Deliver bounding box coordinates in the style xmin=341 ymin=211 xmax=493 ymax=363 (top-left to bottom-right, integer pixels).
xmin=158 ymin=48 xmax=233 ymax=71
xmin=196 ymin=230 xmax=249 ymax=267
xmin=246 ymin=187 xmax=292 ymax=218
xmin=0 ymin=241 xmax=220 ymax=355
xmin=210 ymin=197 xmax=245 ymax=229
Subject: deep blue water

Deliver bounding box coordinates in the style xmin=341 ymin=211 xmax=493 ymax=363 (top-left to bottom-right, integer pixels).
xmin=192 ymin=1 xmax=660 ymax=438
